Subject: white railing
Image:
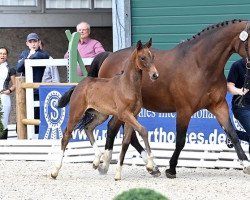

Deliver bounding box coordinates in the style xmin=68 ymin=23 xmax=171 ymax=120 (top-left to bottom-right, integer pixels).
xmin=24 ymin=58 xmax=93 ymax=139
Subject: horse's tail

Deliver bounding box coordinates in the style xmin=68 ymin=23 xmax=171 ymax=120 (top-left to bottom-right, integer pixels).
xmin=88 ymin=51 xmax=111 ymax=77
xmin=57 ymin=86 xmax=76 ymax=108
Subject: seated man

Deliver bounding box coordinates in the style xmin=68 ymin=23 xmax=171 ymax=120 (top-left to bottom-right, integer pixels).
xmin=64 ymin=21 xmax=105 ymax=75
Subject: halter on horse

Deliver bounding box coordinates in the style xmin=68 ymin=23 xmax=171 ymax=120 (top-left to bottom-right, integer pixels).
xmin=51 ymin=39 xmax=159 ymax=180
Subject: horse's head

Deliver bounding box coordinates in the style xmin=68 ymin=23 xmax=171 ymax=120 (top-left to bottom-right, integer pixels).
xmin=136 ymin=38 xmax=159 ymax=81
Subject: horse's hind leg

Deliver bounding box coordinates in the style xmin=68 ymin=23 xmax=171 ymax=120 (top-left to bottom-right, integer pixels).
xmin=114 ymin=123 xmax=133 ymax=181
xmin=98 ymin=116 xmax=123 ymax=174
xmin=51 ymin=101 xmax=86 ymax=179
xmin=165 ymin=111 xmax=192 ymax=179
xmin=83 ymin=110 xmax=109 ymax=169
xmin=208 ymin=100 xmax=250 ymax=174
xmin=51 ymin=126 xmax=73 ymax=179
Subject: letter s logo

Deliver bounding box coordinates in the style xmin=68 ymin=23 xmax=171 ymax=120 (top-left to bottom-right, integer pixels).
xmin=50 ymin=99 xmax=59 ymax=120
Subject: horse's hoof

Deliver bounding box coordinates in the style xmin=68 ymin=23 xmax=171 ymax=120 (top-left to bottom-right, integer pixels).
xmin=149 ymin=166 xmax=161 ymax=177
xmin=93 ymin=163 xmax=98 ymax=170
xmin=51 ymin=168 xmax=59 ymax=179
xmin=98 ymin=164 xmax=108 ymax=175
xmin=165 ymin=168 xmax=176 ymax=179
xmin=243 ymin=167 xmax=250 ymax=175
xmin=243 ymin=165 xmax=250 ymax=175
xmin=241 ymin=160 xmax=250 ymax=175
xmin=51 ymin=173 xmax=57 ymax=179
xmin=114 ymin=174 xmax=121 ymax=181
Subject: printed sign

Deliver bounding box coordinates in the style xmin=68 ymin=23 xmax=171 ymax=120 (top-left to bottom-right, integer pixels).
xmin=39 ymin=86 xmax=245 ymax=144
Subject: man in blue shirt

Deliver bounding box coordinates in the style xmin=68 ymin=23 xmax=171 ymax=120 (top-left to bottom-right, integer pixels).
xmin=226 ymin=58 xmax=250 ymax=155
xmin=16 ymin=32 xmax=49 ymax=82
xmin=16 ymin=33 xmax=50 ymax=134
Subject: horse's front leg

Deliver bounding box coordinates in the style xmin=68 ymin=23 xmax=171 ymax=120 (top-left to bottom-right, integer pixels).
xmin=83 ymin=111 xmax=109 ymax=169
xmin=208 ymin=101 xmax=250 ymax=174
xmin=114 ymin=123 xmax=133 ymax=181
xmin=123 ymin=113 xmax=155 ymax=173
xmin=98 ymin=116 xmax=123 ymax=174
xmin=165 ymin=111 xmax=191 ymax=178
xmin=130 ymin=131 xmax=161 ymax=177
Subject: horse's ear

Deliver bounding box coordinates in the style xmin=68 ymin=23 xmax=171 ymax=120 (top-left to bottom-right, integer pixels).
xmin=137 ymin=40 xmax=143 ymax=50
xmin=145 ymin=38 xmax=152 ymax=48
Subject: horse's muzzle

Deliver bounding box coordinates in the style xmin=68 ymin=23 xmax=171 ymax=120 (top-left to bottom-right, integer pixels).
xmin=151 ymin=73 xmax=159 ymax=81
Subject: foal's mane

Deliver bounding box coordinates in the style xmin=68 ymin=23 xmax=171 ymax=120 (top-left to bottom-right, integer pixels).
xmin=180 ymin=19 xmax=245 ymax=45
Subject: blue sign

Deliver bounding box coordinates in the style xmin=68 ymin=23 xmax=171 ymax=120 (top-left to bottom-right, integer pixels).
xmin=39 ymin=86 xmax=245 ymax=144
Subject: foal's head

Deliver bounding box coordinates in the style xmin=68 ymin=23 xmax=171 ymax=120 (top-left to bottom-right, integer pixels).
xmin=135 ymin=38 xmax=159 ymax=81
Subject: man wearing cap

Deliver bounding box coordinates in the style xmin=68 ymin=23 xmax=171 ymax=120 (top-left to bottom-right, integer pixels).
xmin=16 ymin=32 xmax=49 ymax=82
xmin=16 ymin=32 xmax=50 ymax=134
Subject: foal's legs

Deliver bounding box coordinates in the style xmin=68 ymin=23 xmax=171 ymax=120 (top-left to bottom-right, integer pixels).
xmin=114 ymin=123 xmax=133 ymax=180
xmin=165 ymin=110 xmax=192 ymax=178
xmin=98 ymin=116 xmax=122 ymax=174
xmin=120 ymin=112 xmax=154 ymax=172
xmin=83 ymin=110 xmax=109 ymax=169
xmin=99 ymin=115 xmax=161 ymax=176
xmin=208 ymin=100 xmax=250 ymax=174
xmin=51 ymin=103 xmax=86 ymax=179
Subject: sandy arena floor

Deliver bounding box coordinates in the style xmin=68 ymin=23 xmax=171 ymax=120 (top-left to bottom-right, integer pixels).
xmin=0 ymin=161 xmax=249 ymax=200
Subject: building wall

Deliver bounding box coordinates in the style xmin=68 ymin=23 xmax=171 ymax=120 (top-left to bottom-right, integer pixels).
xmin=0 ymin=27 xmax=112 ymax=124
xmin=131 ymin=0 xmax=250 ymax=75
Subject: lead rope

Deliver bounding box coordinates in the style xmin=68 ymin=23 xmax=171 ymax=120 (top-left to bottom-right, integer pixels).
xmin=235 ymin=22 xmax=250 ymax=107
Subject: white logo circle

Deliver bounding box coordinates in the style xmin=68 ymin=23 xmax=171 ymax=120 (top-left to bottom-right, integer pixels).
xmin=43 ymin=91 xmax=65 ymax=139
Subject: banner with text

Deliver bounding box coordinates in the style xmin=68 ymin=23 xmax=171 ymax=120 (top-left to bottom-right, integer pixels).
xmin=39 ymin=86 xmax=245 ymax=144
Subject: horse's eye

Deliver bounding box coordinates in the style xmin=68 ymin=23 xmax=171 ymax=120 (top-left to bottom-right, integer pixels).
xmin=140 ymin=56 xmax=145 ymax=61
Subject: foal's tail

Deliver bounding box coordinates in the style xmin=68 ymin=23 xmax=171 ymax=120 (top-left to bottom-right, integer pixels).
xmin=57 ymin=86 xmax=76 ymax=108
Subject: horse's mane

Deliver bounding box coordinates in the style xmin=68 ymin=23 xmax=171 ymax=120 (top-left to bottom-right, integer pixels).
xmin=180 ymin=19 xmax=245 ymax=44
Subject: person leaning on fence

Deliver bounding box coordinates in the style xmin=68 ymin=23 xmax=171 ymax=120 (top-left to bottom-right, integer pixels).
xmin=16 ymin=33 xmax=50 ymax=134
xmin=226 ymin=58 xmax=250 ymax=155
xmin=40 ymin=41 xmax=60 ymax=83
xmin=64 ymin=21 xmax=105 ymax=75
xmin=0 ymin=47 xmax=16 ymax=139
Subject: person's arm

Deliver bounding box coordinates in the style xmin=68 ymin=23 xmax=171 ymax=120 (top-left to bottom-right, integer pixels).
xmin=9 ymin=75 xmax=16 ymax=93
xmin=94 ymin=41 xmax=105 ymax=55
xmin=42 ymin=66 xmax=50 ymax=82
xmin=51 ymin=66 xmax=60 ymax=83
xmin=29 ymin=50 xmax=49 ymax=59
xmin=16 ymin=51 xmax=26 ymax=73
xmin=227 ymin=82 xmax=249 ymax=96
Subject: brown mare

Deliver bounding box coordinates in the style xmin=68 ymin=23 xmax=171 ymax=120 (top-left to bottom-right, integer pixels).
xmin=51 ymin=39 xmax=159 ymax=180
xmin=75 ymin=19 xmax=250 ymax=178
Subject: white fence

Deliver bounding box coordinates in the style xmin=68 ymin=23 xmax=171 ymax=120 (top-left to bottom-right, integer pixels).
xmin=1 ymin=136 xmax=248 ymax=169
xmin=24 ymin=58 xmax=93 ymax=139
xmin=3 ymin=58 xmax=246 ymax=170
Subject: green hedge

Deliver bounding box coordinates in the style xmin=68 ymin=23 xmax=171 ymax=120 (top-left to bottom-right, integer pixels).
xmin=113 ymin=188 xmax=168 ymax=200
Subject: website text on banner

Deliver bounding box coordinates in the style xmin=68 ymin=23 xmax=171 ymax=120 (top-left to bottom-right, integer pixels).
xmin=39 ymin=86 xmax=246 ymax=144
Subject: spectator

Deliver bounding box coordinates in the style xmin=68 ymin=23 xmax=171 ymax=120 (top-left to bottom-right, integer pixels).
xmin=64 ymin=21 xmax=105 ymax=75
xmin=16 ymin=32 xmax=50 ymax=134
xmin=0 ymin=47 xmax=16 ymax=139
xmin=40 ymin=41 xmax=60 ymax=83
xmin=226 ymin=58 xmax=250 ymax=155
